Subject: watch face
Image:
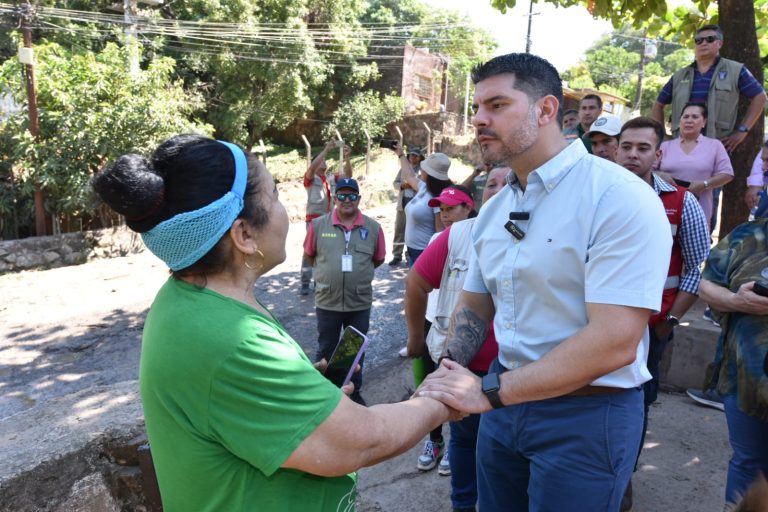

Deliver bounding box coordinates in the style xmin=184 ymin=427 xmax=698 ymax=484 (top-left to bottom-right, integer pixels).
xmin=482 ymin=373 xmax=500 ymax=393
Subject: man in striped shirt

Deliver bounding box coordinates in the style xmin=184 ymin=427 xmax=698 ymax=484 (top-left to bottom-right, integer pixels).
xmin=617 ymin=116 xmax=711 ymax=511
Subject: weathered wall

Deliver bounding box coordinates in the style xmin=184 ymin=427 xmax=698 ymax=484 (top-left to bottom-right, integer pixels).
xmin=0 ymin=382 xmax=159 ymax=512
xmin=0 ymin=227 xmax=144 ymax=274
xmin=385 ymin=112 xmax=463 ymax=152
xmin=400 ymin=46 xmax=447 ymax=114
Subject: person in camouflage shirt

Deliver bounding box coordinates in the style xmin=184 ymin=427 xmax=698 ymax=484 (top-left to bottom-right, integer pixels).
xmin=699 ymin=218 xmax=768 ymax=508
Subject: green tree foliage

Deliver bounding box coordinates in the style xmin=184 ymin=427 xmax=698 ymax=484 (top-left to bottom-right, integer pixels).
xmin=0 ymin=0 xmax=497 ymax=237
xmin=159 ymin=1 xmax=337 ymax=149
xmin=322 ymin=90 xmax=404 ymax=150
xmin=489 ymin=0 xmax=766 ymax=80
xmin=0 ymin=42 xmax=210 ymax=228
xmin=561 ymin=26 xmax=693 ymax=113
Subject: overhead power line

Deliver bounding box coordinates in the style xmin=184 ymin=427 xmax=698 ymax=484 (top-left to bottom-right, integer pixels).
xmin=0 ymin=2 xmax=483 ymax=68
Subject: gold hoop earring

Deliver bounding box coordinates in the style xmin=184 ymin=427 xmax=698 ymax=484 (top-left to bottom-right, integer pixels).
xmin=244 ymin=250 xmax=265 ymax=271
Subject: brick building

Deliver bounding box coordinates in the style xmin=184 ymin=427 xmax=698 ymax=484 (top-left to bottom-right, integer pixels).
xmin=370 ymin=45 xmax=453 ymax=114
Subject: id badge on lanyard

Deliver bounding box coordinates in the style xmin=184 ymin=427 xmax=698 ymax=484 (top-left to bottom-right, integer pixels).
xmin=341 ymin=230 xmax=353 ymax=272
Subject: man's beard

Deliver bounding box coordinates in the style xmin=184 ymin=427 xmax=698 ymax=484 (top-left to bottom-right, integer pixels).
xmin=480 ymin=106 xmax=539 ymax=166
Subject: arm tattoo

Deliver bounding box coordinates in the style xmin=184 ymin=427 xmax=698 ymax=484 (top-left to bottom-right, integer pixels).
xmin=442 ymin=307 xmax=489 ymax=366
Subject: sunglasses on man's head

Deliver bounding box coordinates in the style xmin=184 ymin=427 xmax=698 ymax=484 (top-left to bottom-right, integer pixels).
xmin=694 ymin=35 xmax=719 ymax=45
xmin=336 ymin=193 xmax=359 ymax=202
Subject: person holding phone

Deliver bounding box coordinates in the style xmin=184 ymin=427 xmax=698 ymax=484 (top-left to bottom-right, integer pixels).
xmin=301 ymin=140 xmax=353 ymax=296
xmin=390 ymin=145 xmax=423 ymax=266
xmin=303 ymin=178 xmax=385 ymax=405
xmin=92 ymin=135 xmax=459 ymax=512
xmin=696 ymin=218 xmax=768 ymax=509
xmin=391 ymin=143 xmax=454 ymax=267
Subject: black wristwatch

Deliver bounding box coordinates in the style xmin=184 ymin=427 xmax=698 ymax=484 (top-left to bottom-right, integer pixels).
xmin=482 ymin=372 xmax=505 ymax=409
xmin=737 ymin=125 xmax=749 ymax=133
xmin=664 ymin=313 xmax=680 ymax=328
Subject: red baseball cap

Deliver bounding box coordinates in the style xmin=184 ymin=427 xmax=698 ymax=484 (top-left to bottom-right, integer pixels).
xmin=428 ymin=187 xmax=475 ymax=210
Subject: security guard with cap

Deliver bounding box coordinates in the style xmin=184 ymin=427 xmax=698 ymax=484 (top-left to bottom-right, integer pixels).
xmin=303 ymin=178 xmax=386 ymax=404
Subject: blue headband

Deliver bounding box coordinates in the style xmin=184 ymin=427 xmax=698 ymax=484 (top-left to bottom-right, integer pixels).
xmin=141 ymin=140 xmax=248 ymax=271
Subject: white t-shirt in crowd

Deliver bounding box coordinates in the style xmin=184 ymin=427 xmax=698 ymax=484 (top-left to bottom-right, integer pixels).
xmin=404 ymin=181 xmax=439 ymax=250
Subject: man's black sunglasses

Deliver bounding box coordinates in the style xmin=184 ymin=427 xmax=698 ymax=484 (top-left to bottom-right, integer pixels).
xmin=336 ymin=193 xmax=359 ymax=202
xmin=694 ymin=35 xmax=719 ymax=45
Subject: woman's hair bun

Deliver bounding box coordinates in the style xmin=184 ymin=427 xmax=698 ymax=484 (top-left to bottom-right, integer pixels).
xmin=92 ymin=153 xmax=166 ymax=231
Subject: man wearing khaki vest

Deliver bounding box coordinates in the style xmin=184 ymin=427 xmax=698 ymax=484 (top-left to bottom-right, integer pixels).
xmin=303 ymin=178 xmax=386 ymax=404
xmin=650 ymin=24 xmax=765 ymax=153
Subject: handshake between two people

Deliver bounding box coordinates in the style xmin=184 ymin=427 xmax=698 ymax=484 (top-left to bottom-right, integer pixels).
xmin=317 ymin=354 xmax=492 ymax=420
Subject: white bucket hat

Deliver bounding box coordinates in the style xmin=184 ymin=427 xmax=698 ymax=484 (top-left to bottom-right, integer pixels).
xmin=420 ymin=153 xmax=451 ymax=180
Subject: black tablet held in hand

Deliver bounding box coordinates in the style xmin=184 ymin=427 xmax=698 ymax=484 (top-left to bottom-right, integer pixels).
xmin=324 ymin=326 xmax=369 ymax=387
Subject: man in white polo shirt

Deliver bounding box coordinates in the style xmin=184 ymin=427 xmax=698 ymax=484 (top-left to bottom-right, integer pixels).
xmin=418 ymin=53 xmax=671 ymax=512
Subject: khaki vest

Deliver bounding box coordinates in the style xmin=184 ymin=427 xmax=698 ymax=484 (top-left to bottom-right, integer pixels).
xmin=312 ymin=212 xmax=381 ymax=312
xmin=670 ymin=58 xmax=743 ymax=139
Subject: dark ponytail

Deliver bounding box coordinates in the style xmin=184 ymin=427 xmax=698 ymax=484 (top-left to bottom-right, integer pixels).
xmin=92 ymin=134 xmax=270 ymax=277
xmin=93 ymin=154 xmax=167 ymax=233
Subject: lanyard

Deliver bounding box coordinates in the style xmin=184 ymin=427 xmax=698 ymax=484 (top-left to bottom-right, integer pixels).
xmin=343 ymin=229 xmax=352 ymax=255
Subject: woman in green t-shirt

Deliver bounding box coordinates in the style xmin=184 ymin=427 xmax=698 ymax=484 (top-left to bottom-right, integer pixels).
xmin=92 ymin=135 xmax=459 ymax=512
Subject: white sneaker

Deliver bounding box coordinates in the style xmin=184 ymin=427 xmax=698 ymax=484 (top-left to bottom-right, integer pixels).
xmin=438 ymin=447 xmax=451 ymax=476
xmin=416 ymin=440 xmax=444 ymax=471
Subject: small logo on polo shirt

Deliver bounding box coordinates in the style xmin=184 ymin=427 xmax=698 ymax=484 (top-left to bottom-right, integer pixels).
xmin=321 ymin=232 xmax=337 ymax=238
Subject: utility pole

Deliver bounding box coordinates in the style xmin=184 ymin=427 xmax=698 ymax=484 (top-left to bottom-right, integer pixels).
xmin=525 ymin=0 xmax=534 ymax=53
xmin=633 ymin=33 xmax=657 ymax=114
xmin=20 ymin=0 xmax=46 ymax=236
xmin=463 ymin=72 xmax=470 ymax=133
xmin=124 ymin=0 xmax=140 ymax=74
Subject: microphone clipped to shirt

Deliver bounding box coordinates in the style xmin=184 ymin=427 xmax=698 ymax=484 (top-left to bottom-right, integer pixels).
xmin=505 ymin=211 xmax=529 ymax=241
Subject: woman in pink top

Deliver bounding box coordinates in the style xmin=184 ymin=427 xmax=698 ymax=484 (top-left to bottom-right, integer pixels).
xmin=657 ymin=103 xmax=734 ymax=225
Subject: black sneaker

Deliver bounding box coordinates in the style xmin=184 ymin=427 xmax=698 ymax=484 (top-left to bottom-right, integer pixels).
xmin=388 ymin=257 xmax=402 ymax=266
xmin=686 ymin=388 xmax=725 ymax=411
xmin=300 ymin=286 xmax=310 ymax=296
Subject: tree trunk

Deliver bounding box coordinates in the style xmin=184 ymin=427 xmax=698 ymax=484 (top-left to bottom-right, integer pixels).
xmin=718 ymin=0 xmax=765 ymax=238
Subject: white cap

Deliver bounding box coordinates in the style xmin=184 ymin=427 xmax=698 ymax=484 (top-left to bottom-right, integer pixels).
xmin=585 ymin=116 xmax=622 ymax=138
